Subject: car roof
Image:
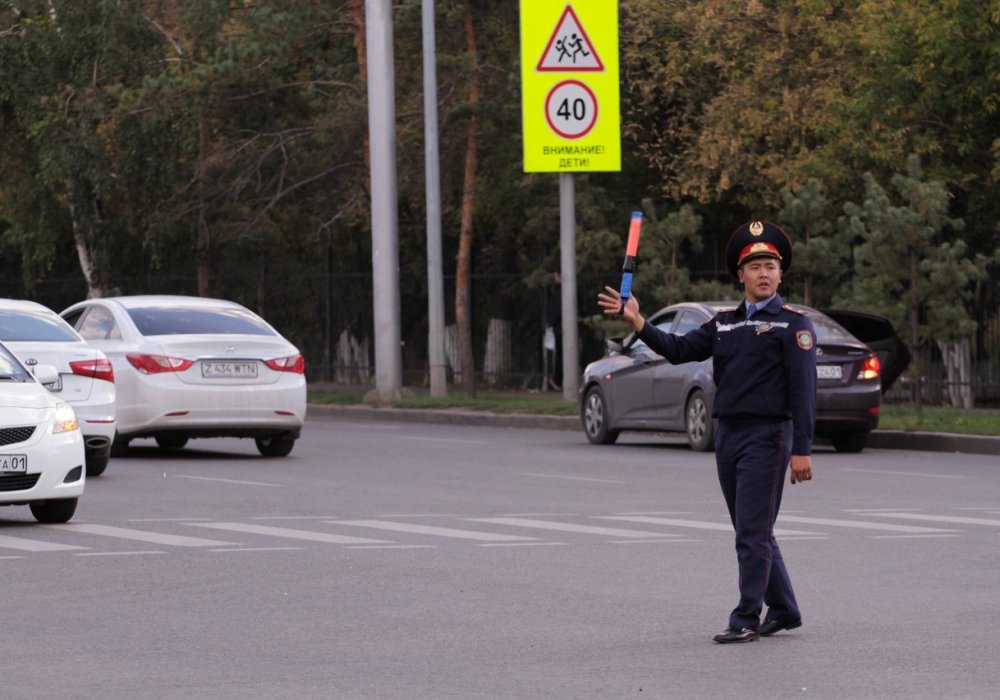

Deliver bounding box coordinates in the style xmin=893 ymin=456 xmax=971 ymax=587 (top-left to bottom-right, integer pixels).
xmin=0 ymin=298 xmax=62 ymax=315
xmin=89 ymin=295 xmax=248 ymax=310
xmin=648 ymin=300 xmax=868 ymax=348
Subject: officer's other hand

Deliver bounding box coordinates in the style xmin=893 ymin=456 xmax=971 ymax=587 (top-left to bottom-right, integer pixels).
xmin=597 ymin=286 xmax=641 ymax=329
xmin=790 ymin=455 xmax=813 ymax=484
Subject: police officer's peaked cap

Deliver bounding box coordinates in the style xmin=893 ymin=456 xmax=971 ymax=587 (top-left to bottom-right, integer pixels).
xmin=724 ymin=220 xmax=793 ymax=278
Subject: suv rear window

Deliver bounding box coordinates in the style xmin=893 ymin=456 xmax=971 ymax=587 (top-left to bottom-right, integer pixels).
xmin=806 ymin=311 xmax=858 ymax=344
xmin=126 ymin=307 xmax=275 ymax=336
xmin=0 ymin=311 xmax=80 ymax=342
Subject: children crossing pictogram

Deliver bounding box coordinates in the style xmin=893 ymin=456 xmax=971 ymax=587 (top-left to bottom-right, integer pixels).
xmin=536 ymin=5 xmax=604 ymax=72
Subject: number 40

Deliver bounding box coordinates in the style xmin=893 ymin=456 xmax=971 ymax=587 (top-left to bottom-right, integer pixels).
xmin=556 ymin=98 xmax=587 ymax=121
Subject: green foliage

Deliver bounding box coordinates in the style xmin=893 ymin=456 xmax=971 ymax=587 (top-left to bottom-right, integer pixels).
xmin=836 ymin=157 xmax=985 ymax=348
xmin=778 ymin=178 xmax=851 ymax=307
xmin=0 ymin=0 xmax=998 ymax=397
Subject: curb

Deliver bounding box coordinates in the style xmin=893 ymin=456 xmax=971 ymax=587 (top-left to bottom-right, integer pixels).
xmin=307 ymin=404 xmax=1000 ymax=456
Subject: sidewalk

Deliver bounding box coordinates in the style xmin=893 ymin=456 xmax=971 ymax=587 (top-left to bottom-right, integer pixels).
xmin=307 ymin=402 xmax=1000 ymax=457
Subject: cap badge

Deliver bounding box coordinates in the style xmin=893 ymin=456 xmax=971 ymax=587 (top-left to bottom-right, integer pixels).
xmin=749 ymin=221 xmax=765 ymax=236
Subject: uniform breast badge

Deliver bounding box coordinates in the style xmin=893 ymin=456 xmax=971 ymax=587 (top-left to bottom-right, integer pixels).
xmin=755 ymin=323 xmax=772 ymax=335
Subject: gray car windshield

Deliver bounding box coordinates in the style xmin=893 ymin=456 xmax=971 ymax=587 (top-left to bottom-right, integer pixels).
xmin=0 ymin=311 xmax=80 ymax=342
xmin=126 ymin=307 xmax=276 ymax=336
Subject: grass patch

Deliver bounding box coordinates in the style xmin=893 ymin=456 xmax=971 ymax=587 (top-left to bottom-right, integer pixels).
xmin=879 ymin=404 xmax=1000 ymax=435
xmin=307 ymin=389 xmax=577 ymax=416
xmin=309 ymin=388 xmax=999 ymax=435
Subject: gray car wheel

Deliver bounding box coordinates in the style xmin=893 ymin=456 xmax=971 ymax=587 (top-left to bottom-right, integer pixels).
xmin=685 ymin=389 xmax=715 ymax=452
xmin=581 ymin=386 xmax=620 ymax=445
xmin=831 ymin=430 xmax=868 ymax=453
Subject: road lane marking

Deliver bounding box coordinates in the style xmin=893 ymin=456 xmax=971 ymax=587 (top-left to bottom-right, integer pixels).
xmin=210 ymin=547 xmax=304 ymax=552
xmin=174 ymin=475 xmax=283 ymax=487
xmin=610 ymin=539 xmax=700 ymax=544
xmin=477 ymin=542 xmax=568 ymax=547
xmin=329 ymin=519 xmax=538 ymax=541
xmin=519 ymin=473 xmax=624 ymax=483
xmin=48 ymin=523 xmax=240 ymax=547
xmin=839 ymin=468 xmax=967 ymax=480
xmin=869 ymin=534 xmax=960 ymax=539
xmin=250 ymin=515 xmax=342 ymax=520
xmin=857 ymin=512 xmax=1000 ymax=527
xmin=777 ymin=515 xmax=958 ymax=534
xmin=74 ymin=551 xmax=167 ymax=557
xmin=0 ymin=534 xmax=86 ymax=552
xmin=403 ymin=436 xmax=492 ymax=445
xmin=599 ymin=515 xmax=822 ymax=537
xmin=189 ymin=522 xmax=391 ymax=545
xmin=345 ymin=545 xmax=437 ymax=550
xmin=468 ymin=517 xmax=682 ymax=539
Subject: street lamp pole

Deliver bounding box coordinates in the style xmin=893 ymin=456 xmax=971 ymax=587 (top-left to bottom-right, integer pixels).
xmin=365 ymin=0 xmax=403 ymax=402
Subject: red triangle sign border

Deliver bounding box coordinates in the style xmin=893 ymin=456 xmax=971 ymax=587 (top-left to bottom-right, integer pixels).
xmin=535 ymin=4 xmax=605 ymax=73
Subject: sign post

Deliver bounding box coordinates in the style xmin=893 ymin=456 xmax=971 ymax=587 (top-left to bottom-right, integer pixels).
xmin=520 ymin=1 xmax=621 ymax=400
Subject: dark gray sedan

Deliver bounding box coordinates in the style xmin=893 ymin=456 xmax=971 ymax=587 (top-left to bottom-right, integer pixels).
xmin=579 ymin=302 xmax=909 ymax=453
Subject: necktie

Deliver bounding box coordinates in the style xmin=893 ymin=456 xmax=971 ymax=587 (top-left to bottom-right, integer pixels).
xmin=747 ymin=303 xmax=756 ymax=319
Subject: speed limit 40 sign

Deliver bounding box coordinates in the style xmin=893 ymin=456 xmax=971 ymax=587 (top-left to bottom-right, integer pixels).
xmin=520 ymin=2 xmax=620 ymax=173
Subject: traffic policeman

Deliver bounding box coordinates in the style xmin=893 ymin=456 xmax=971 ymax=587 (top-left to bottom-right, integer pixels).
xmin=597 ymin=220 xmax=817 ymax=644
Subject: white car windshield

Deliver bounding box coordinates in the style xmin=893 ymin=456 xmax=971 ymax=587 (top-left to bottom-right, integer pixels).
xmin=126 ymin=306 xmax=276 ymax=336
xmin=0 ymin=343 xmax=32 ymax=380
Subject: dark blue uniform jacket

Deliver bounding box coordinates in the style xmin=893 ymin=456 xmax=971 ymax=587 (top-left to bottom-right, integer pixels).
xmin=637 ymin=295 xmax=818 ymax=455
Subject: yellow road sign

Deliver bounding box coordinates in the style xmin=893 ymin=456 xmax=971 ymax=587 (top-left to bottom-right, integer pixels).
xmin=520 ymin=1 xmax=620 ymax=173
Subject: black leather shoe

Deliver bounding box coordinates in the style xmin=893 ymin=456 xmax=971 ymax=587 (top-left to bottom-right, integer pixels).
xmin=712 ymin=626 xmax=759 ymax=644
xmin=760 ymin=617 xmax=802 ymax=636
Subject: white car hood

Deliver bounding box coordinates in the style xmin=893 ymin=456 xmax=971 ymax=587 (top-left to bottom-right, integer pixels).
xmin=0 ymin=384 xmax=56 ymax=411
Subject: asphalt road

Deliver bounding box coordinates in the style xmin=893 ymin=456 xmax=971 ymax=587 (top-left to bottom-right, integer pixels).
xmin=5 ymin=414 xmax=1000 ymax=699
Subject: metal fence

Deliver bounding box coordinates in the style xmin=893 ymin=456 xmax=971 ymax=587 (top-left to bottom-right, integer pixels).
xmin=5 ymin=270 xmax=1000 ymax=406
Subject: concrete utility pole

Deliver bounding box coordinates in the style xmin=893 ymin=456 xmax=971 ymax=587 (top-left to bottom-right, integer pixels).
xmin=365 ymin=0 xmax=403 ymax=402
xmin=422 ymin=0 xmax=447 ymax=397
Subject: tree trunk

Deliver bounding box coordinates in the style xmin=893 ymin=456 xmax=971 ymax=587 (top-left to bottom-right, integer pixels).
xmin=937 ymin=337 xmax=974 ymax=409
xmin=483 ymin=318 xmax=512 ymax=387
xmin=455 ymin=0 xmax=480 ymax=396
xmin=68 ymin=202 xmax=109 ymax=299
xmin=196 ymin=113 xmax=210 ymax=297
xmin=908 ymin=250 xmax=922 ymax=410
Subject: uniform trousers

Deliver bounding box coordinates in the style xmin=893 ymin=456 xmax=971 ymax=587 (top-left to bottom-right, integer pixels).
xmin=714 ymin=418 xmax=800 ymax=630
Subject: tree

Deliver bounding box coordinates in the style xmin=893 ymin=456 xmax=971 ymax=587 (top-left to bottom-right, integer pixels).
xmin=0 ymin=1 xmax=168 ymax=297
xmin=836 ymin=158 xmax=988 ymax=407
xmin=778 ymin=178 xmax=850 ymax=308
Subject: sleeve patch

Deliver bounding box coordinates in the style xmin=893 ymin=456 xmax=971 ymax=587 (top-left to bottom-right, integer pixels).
xmin=796 ymin=330 xmax=815 ymax=351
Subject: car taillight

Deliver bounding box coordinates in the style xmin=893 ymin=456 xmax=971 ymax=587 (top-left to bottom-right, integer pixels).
xmin=69 ymin=358 xmax=115 ymax=383
xmin=127 ymin=354 xmax=194 ymax=374
xmin=265 ymin=354 xmax=305 ymax=374
xmin=857 ymin=356 xmax=880 ymax=381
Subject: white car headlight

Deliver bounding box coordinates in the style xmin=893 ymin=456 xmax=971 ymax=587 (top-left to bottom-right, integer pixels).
xmin=52 ymin=403 xmax=80 ymax=434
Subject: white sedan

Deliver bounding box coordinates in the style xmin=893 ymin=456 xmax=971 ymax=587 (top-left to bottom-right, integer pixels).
xmin=0 ymin=342 xmax=85 ymax=523
xmin=60 ymin=295 xmax=307 ymax=457
xmin=0 ymin=299 xmax=116 ymax=476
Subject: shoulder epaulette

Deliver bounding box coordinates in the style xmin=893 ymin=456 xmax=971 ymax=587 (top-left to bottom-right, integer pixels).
xmin=782 ymin=304 xmax=806 ymax=315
